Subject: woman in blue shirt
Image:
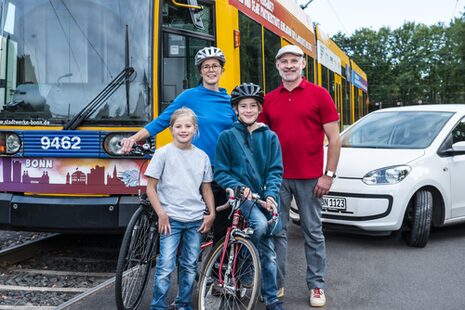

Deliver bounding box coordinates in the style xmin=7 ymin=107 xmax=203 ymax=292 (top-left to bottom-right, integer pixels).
xmin=120 ymin=46 xmax=235 ymax=163
xmin=120 ymin=46 xmax=236 ymax=244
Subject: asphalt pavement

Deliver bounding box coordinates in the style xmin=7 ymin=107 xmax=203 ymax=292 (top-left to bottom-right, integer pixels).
xmin=63 ymin=222 xmax=465 ymax=310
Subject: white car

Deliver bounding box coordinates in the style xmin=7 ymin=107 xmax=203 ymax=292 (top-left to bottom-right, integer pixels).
xmin=291 ymin=104 xmax=465 ymax=247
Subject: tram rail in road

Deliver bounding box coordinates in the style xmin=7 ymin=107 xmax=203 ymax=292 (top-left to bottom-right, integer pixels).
xmin=0 ymin=233 xmax=121 ymax=309
xmin=0 ymin=233 xmax=62 ymax=266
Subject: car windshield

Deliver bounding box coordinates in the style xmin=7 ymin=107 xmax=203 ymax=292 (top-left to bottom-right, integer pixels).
xmin=341 ymin=110 xmax=453 ymax=149
xmin=0 ymin=0 xmax=151 ymax=126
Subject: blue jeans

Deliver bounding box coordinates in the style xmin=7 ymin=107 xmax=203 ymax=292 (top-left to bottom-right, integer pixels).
xmin=150 ymin=219 xmax=202 ymax=310
xmin=240 ymin=200 xmax=279 ymax=306
xmin=274 ymin=179 xmax=326 ymax=290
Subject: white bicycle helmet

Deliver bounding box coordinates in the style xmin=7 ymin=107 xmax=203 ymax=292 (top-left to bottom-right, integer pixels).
xmin=194 ymin=46 xmax=226 ymax=66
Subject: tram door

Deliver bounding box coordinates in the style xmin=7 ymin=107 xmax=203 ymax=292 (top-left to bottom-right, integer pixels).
xmin=159 ymin=0 xmax=215 ymax=146
xmin=334 ymin=75 xmax=343 ymax=128
xmin=160 ymin=1 xmax=215 ymax=113
xmin=161 ymin=33 xmax=210 ymax=112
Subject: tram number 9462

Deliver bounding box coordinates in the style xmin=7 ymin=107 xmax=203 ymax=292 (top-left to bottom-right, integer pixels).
xmin=40 ymin=136 xmax=81 ymax=150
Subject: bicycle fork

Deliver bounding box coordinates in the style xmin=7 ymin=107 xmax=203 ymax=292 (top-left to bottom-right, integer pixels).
xmin=216 ymin=210 xmax=248 ymax=293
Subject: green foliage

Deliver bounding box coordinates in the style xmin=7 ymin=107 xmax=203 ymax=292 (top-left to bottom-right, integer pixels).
xmin=332 ymin=11 xmax=465 ymax=108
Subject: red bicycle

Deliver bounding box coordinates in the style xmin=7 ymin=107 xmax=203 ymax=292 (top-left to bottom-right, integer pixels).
xmin=197 ymin=187 xmax=278 ymax=310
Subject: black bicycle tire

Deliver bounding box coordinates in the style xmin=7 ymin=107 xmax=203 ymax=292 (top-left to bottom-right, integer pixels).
xmin=197 ymin=236 xmax=261 ymax=310
xmin=115 ymin=206 xmax=157 ymax=310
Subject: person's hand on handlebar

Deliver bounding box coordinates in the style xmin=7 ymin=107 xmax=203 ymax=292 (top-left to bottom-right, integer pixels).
xmin=242 ymin=187 xmax=253 ymax=200
xmin=264 ymin=196 xmax=277 ymax=214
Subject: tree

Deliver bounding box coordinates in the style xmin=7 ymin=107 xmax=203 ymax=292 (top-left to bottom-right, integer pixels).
xmin=333 ymin=27 xmax=398 ymax=108
xmin=332 ymin=10 xmax=465 ymax=108
xmin=442 ymin=13 xmax=465 ymax=103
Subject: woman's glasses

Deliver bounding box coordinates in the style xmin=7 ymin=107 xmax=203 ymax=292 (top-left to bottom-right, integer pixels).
xmin=201 ymin=64 xmax=222 ymax=72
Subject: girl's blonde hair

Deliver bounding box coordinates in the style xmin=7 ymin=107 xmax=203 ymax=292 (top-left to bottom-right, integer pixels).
xmin=169 ymin=107 xmax=198 ymax=128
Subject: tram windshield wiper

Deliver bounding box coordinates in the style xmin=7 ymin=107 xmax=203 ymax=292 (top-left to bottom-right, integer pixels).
xmin=62 ymin=67 xmax=135 ymax=130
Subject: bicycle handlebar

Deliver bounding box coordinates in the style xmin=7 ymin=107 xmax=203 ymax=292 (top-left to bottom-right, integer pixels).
xmin=216 ymin=187 xmax=279 ymax=225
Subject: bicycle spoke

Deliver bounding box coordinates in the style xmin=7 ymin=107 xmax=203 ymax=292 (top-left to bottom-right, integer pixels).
xmin=122 ymin=215 xmax=153 ymax=305
xmin=198 ymin=236 xmax=260 ymax=310
xmin=116 ymin=207 xmax=157 ymax=310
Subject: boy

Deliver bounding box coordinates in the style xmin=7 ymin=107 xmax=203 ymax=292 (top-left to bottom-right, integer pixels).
xmin=214 ymin=83 xmax=285 ymax=310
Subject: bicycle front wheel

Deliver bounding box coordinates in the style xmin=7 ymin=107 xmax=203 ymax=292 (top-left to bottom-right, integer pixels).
xmin=115 ymin=206 xmax=158 ymax=310
xmin=197 ymin=236 xmax=261 ymax=310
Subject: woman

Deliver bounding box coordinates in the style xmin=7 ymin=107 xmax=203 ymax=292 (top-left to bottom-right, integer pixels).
xmin=120 ymin=46 xmax=236 ymax=243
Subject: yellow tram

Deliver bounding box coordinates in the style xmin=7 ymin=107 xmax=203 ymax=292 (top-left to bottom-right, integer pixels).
xmin=0 ymin=0 xmax=368 ymax=231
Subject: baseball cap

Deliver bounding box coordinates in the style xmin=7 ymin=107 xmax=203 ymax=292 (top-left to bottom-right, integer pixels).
xmin=275 ymin=45 xmax=304 ymax=59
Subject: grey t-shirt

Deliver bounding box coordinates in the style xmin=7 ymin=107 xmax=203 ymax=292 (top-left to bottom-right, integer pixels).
xmin=144 ymin=143 xmax=213 ymax=222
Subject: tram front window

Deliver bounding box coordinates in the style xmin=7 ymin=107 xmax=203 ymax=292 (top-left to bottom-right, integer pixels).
xmin=0 ymin=0 xmax=152 ymax=126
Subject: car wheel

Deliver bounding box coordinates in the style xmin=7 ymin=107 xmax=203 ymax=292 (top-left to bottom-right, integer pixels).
xmin=403 ymin=190 xmax=433 ymax=247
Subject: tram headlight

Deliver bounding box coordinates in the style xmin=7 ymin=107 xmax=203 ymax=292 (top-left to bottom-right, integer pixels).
xmin=103 ymin=132 xmax=150 ymax=156
xmin=0 ymin=132 xmax=21 ymax=154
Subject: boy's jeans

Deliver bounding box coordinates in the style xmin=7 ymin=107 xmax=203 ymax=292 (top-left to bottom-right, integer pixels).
xmin=240 ymin=200 xmax=279 ymax=306
xmin=150 ymin=219 xmax=202 ymax=310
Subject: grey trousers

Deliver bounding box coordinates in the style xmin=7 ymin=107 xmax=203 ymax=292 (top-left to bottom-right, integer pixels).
xmin=273 ymin=178 xmax=326 ymax=290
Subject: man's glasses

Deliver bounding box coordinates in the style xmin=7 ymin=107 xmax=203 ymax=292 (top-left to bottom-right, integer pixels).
xmin=201 ymin=64 xmax=222 ymax=72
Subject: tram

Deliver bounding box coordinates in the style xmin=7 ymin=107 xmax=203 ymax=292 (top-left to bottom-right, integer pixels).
xmin=0 ymin=0 xmax=368 ymax=232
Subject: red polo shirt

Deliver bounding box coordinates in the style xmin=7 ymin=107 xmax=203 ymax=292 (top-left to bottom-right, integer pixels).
xmin=259 ymin=78 xmax=339 ymax=179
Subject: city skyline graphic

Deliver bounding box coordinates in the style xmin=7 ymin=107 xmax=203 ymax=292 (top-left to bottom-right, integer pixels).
xmin=0 ymin=157 xmax=146 ymax=194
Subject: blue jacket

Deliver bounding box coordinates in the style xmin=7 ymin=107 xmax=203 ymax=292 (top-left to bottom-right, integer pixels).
xmin=144 ymin=85 xmax=236 ymax=164
xmin=214 ymin=122 xmax=283 ymax=203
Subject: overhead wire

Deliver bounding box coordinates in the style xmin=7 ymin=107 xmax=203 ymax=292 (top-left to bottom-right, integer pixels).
xmin=451 ymin=0 xmax=462 ymax=20
xmin=326 ymin=0 xmax=349 ymax=34
xmin=451 ymin=0 xmax=458 ymax=19
xmin=48 ymin=0 xmax=83 ymax=82
xmin=59 ymin=0 xmax=113 ymax=78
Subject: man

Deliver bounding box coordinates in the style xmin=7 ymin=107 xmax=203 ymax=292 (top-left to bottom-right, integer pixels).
xmin=259 ymin=45 xmax=341 ymax=308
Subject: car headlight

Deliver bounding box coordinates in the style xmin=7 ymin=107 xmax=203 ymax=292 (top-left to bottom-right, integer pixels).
xmin=362 ymin=165 xmax=411 ymax=185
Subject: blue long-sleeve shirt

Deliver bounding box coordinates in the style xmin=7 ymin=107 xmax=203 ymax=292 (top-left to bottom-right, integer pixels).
xmin=214 ymin=122 xmax=283 ymax=203
xmin=145 ymin=85 xmax=236 ymax=164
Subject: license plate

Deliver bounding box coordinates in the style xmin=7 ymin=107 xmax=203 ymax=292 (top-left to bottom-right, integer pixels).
xmin=322 ymin=196 xmax=347 ymax=211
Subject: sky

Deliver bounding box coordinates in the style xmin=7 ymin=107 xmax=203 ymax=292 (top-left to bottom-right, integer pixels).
xmin=299 ymin=0 xmax=465 ymax=36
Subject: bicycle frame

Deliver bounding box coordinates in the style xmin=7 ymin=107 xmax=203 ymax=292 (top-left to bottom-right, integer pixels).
xmin=216 ymin=199 xmax=252 ymax=287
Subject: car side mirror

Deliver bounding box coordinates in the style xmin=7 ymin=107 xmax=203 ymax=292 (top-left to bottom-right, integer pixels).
xmin=439 ymin=141 xmax=465 ymax=157
xmin=452 ymin=141 xmax=465 ymax=152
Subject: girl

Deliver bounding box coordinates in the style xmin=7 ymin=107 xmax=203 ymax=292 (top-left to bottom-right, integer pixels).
xmin=145 ymin=107 xmax=215 ymax=310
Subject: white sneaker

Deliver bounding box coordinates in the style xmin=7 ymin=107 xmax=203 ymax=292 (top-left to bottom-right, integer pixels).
xmin=309 ymin=288 xmax=326 ymax=307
